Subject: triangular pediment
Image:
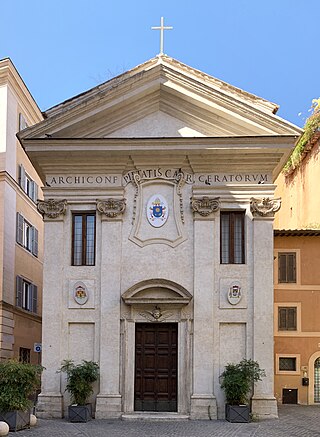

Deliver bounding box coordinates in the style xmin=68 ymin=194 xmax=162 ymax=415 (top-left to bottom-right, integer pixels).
xmin=106 ymin=111 xmax=206 ymax=137
xmin=19 ymin=55 xmax=301 ymax=141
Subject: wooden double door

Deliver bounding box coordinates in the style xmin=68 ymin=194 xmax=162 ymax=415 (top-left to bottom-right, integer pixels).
xmin=134 ymin=323 xmax=178 ymax=412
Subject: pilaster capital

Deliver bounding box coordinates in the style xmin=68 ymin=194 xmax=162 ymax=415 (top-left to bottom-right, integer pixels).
xmin=96 ymin=198 xmax=126 ymax=219
xmin=37 ymin=199 xmax=67 ymax=220
xmin=250 ymin=197 xmax=281 ymax=218
xmin=190 ymin=196 xmax=220 ymax=217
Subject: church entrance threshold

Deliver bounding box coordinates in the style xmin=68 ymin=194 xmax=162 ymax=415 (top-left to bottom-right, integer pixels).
xmin=134 ymin=323 xmax=178 ymax=412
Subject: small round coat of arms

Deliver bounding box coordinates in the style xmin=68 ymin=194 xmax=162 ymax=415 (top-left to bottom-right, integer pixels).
xmin=147 ymin=194 xmax=169 ymax=228
xmin=73 ymin=282 xmax=89 ymax=305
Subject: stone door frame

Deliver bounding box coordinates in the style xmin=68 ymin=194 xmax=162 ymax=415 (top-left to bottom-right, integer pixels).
xmin=121 ymin=279 xmax=193 ymax=415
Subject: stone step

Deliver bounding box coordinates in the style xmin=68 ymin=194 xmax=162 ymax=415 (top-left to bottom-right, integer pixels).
xmin=121 ymin=412 xmax=190 ymax=421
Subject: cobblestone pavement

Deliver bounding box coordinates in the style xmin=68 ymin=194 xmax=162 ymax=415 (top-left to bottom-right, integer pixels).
xmin=16 ymin=405 xmax=320 ymax=437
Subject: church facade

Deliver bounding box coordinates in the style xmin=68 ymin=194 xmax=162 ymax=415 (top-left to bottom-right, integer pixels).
xmin=19 ymin=55 xmax=301 ymax=419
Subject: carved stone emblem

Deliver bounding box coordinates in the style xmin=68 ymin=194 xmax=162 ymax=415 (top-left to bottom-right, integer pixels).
xmin=250 ymin=197 xmax=281 ymax=218
xmin=139 ymin=306 xmax=173 ymax=322
xmin=96 ymin=198 xmax=126 ymax=218
xmin=191 ymin=196 xmax=220 ymax=216
xmin=227 ymin=283 xmax=242 ymax=305
xmin=37 ymin=199 xmax=67 ymax=219
xmin=73 ymin=281 xmax=89 ymax=305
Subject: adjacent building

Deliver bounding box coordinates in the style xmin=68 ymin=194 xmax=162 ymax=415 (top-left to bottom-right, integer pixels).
xmin=274 ymin=123 xmax=320 ymax=405
xmin=0 ymin=58 xmax=43 ymax=364
xmin=19 ymin=55 xmax=301 ymax=419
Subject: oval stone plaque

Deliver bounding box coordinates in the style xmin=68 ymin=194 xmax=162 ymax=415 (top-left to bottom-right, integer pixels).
xmin=73 ymin=281 xmax=89 ymax=305
xmin=227 ymin=282 xmax=242 ymax=305
xmin=147 ymin=194 xmax=169 ymax=228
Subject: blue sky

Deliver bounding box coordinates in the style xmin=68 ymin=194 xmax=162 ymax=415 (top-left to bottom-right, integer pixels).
xmin=1 ymin=0 xmax=319 ymax=127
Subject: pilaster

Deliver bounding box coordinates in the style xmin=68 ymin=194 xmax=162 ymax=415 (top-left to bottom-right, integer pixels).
xmin=251 ymin=197 xmax=280 ymax=419
xmin=190 ymin=197 xmax=218 ymax=419
xmin=95 ymin=201 xmax=125 ymax=419
xmin=36 ymin=199 xmax=67 ymax=418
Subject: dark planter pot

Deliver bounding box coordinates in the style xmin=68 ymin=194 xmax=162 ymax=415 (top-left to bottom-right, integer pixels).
xmin=68 ymin=404 xmax=92 ymax=422
xmin=225 ymin=404 xmax=250 ymax=423
xmin=0 ymin=410 xmax=30 ymax=431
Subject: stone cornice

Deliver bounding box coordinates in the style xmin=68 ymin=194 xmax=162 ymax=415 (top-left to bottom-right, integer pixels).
xmin=21 ymin=135 xmax=299 ymax=150
xmin=22 ymin=136 xmax=298 ymax=180
xmin=0 ymin=59 xmax=43 ymax=125
xmin=17 ymin=56 xmax=301 ymax=140
xmin=158 ymin=56 xmax=278 ymax=114
xmin=0 ymin=170 xmax=42 ymax=216
xmin=0 ymin=300 xmax=42 ymax=323
xmin=157 ymin=64 xmax=301 ymax=134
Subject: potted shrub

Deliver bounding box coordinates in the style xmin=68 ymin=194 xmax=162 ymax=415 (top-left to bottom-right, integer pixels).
xmin=220 ymin=358 xmax=265 ymax=423
xmin=59 ymin=359 xmax=99 ymax=422
xmin=0 ymin=359 xmax=43 ymax=431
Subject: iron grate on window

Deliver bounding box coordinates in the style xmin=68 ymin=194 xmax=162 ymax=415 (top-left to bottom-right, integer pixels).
xmin=279 ymin=357 xmax=296 ymax=371
xmin=19 ymin=347 xmax=31 ymax=364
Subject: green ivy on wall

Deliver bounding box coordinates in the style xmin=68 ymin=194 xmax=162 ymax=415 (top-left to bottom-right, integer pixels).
xmin=283 ymin=98 xmax=320 ymax=175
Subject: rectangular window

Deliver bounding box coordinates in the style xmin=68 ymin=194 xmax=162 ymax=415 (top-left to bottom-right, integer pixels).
xmin=16 ymin=213 xmax=38 ymax=257
xmin=278 ymin=252 xmax=296 ymax=283
xmin=19 ymin=347 xmax=31 ymax=364
xmin=72 ymin=213 xmax=96 ymax=266
xmin=279 ymin=357 xmax=296 ymax=371
xmin=19 ymin=113 xmax=28 ymax=131
xmin=278 ymin=307 xmax=297 ymax=331
xmin=19 ymin=164 xmax=38 ymax=203
xmin=220 ymin=211 xmax=245 ymax=264
xmin=16 ymin=276 xmax=37 ymax=313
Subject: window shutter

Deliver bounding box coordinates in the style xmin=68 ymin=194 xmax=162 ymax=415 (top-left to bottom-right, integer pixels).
xmin=16 ymin=213 xmax=24 ymax=245
xmin=19 ymin=165 xmax=26 ymax=190
xmin=32 ymin=227 xmax=38 ymax=257
xmin=32 ymin=285 xmax=38 ymax=313
xmin=220 ymin=213 xmax=230 ymax=263
xmin=33 ymin=182 xmax=38 ymax=202
xmin=19 ymin=113 xmax=23 ymax=130
xmin=16 ymin=276 xmax=23 ymax=307
xmin=287 ymin=253 xmax=296 ymax=282
xmin=29 ymin=180 xmax=34 ymax=201
xmin=278 ymin=308 xmax=287 ymax=330
xmin=278 ymin=254 xmax=287 ymax=283
xmin=19 ymin=113 xmax=28 ymax=130
xmin=287 ymin=307 xmax=297 ymax=330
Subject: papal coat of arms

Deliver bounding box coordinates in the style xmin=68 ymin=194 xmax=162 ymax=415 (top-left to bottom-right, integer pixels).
xmin=147 ymin=194 xmax=169 ymax=227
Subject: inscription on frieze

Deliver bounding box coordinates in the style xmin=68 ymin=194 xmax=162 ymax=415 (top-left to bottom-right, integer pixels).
xmin=46 ymin=169 xmax=272 ymax=187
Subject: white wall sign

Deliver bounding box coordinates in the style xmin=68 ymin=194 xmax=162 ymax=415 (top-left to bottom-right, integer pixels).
xmin=34 ymin=343 xmax=42 ymax=353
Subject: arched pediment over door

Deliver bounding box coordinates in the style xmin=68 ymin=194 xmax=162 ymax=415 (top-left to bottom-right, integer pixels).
xmin=122 ymin=278 xmax=192 ymax=307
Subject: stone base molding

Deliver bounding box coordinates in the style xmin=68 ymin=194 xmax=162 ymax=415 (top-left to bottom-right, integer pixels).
xmin=36 ymin=394 xmax=63 ymax=418
xmin=95 ymin=394 xmax=122 ymax=419
xmin=251 ymin=395 xmax=278 ymax=420
xmin=190 ymin=395 xmax=217 ymax=420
